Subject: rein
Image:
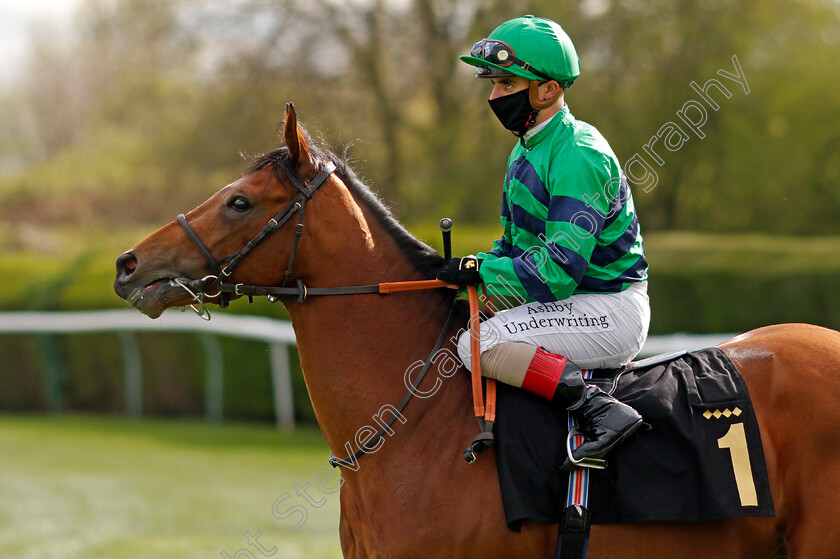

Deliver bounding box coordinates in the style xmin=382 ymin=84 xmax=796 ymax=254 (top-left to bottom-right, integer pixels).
xmin=330 ymin=286 xmax=497 ymax=469
xmin=329 ymin=304 xmax=457 ymax=468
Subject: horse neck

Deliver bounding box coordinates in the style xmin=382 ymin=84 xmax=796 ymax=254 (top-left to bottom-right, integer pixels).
xmin=284 ymin=187 xmax=453 ymax=452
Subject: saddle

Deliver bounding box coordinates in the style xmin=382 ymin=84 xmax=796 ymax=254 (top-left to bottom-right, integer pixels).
xmin=492 ymin=347 xmax=775 ymax=531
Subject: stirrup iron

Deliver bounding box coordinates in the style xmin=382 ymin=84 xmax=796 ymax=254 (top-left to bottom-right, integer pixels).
xmin=565 ymin=427 xmax=607 ymax=470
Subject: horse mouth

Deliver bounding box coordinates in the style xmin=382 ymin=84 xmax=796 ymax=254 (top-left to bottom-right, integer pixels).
xmin=140 ymin=278 xmax=168 ymax=294
xmin=126 ymin=277 xmax=188 ymax=318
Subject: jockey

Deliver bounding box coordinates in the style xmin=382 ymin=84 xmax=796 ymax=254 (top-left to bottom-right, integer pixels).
xmin=438 ymin=15 xmax=650 ymax=469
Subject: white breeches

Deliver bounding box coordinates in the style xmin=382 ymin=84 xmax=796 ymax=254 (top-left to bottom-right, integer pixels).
xmin=456 ymin=281 xmax=650 ymax=371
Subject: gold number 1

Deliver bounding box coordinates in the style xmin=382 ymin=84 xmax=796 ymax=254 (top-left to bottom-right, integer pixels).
xmin=717 ymin=422 xmax=758 ymax=506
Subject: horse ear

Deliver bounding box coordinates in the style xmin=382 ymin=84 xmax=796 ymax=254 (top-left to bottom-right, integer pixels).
xmin=283 ymin=102 xmax=315 ymax=171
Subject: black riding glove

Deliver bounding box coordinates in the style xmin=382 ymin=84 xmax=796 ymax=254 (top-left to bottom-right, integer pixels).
xmin=436 ymin=256 xmax=482 ymax=285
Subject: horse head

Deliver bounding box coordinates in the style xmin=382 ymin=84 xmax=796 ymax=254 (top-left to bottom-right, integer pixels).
xmin=114 ymin=103 xmax=357 ymax=318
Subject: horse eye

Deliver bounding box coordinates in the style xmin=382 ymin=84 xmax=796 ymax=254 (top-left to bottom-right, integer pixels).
xmin=228 ymin=196 xmax=251 ymax=212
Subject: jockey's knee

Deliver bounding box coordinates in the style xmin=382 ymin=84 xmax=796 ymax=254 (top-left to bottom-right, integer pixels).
xmin=458 ymin=330 xmax=539 ymax=388
xmin=480 ymin=342 xmax=539 ymax=387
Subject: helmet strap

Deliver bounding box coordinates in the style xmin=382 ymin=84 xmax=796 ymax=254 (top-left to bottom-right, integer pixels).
xmin=523 ymin=109 xmax=540 ymax=134
xmin=528 ymin=80 xmax=562 ymax=110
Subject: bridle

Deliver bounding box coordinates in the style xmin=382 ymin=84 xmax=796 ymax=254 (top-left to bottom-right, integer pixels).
xmin=174 ymin=159 xmax=449 ymax=318
xmin=174 ymin=160 xmax=338 ymax=317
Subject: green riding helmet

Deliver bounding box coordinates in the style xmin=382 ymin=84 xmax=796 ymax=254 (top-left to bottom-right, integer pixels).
xmin=460 ymin=15 xmax=580 ymax=87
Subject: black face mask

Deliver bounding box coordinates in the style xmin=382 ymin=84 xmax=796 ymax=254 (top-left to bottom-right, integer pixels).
xmin=488 ymin=88 xmax=538 ymax=137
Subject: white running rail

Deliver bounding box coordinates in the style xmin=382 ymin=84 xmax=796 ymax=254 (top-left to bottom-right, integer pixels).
xmin=0 ymin=309 xmax=735 ymax=428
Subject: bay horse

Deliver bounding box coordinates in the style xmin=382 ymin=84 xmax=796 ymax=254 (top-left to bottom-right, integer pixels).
xmin=114 ymin=104 xmax=840 ymax=558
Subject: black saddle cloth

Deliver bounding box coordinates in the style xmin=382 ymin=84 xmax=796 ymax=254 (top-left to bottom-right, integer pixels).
xmin=493 ymin=347 xmax=775 ymax=530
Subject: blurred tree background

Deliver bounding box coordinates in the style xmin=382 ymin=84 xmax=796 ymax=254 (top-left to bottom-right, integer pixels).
xmin=1 ymin=0 xmax=840 ymax=416
xmin=2 ymin=0 xmax=839 ymax=231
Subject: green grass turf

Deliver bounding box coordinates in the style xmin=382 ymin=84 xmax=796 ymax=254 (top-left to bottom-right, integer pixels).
xmin=0 ymin=414 xmax=342 ymax=559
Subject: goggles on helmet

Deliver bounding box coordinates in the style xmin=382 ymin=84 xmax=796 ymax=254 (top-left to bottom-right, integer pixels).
xmin=469 ymin=39 xmax=554 ymax=82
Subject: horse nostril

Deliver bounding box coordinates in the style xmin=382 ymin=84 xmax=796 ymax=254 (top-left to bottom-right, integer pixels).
xmin=116 ymin=252 xmax=138 ymax=280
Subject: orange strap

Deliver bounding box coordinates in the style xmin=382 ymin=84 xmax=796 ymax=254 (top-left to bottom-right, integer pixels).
xmin=467 ymin=285 xmax=485 ymax=417
xmin=379 ymin=279 xmax=455 ymax=293
xmin=466 ymin=285 xmax=497 ymax=423
xmin=483 ymin=295 xmax=497 ymax=423
xmin=485 ymin=379 xmax=497 ymax=423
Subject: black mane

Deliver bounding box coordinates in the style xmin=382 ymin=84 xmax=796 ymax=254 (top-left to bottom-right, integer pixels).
xmin=245 ymin=138 xmax=447 ymax=281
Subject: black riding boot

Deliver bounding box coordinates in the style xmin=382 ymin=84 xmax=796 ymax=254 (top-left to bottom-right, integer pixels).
xmin=553 ymin=359 xmax=643 ymax=471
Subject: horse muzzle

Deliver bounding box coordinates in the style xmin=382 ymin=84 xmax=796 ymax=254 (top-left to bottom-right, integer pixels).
xmin=114 ymin=251 xmax=193 ymax=318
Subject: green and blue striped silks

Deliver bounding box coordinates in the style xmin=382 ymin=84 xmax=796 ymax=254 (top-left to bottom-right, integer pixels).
xmin=478 ymin=105 xmax=648 ymax=303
